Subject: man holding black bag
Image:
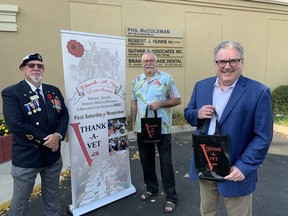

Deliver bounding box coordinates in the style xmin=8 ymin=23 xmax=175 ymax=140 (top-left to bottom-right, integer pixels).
xmin=184 ymin=41 xmax=273 ymax=216
xmin=131 ymin=51 xmax=181 ymax=213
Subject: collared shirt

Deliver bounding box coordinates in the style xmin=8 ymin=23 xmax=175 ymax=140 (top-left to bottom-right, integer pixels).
xmin=208 ymin=77 xmax=237 ymax=135
xmin=131 ymin=70 xmax=181 ymax=134
xmin=25 ymin=79 xmax=45 ymax=100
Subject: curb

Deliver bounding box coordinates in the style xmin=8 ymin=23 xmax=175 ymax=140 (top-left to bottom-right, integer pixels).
xmin=172 ymin=124 xmax=195 ymax=133
xmin=273 ymin=124 xmax=288 ymax=136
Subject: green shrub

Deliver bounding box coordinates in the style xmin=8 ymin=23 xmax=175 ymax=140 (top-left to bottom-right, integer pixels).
xmin=274 ymin=115 xmax=288 ymax=126
xmin=172 ymin=108 xmax=187 ymax=126
xmin=272 ymin=85 xmax=288 ymax=116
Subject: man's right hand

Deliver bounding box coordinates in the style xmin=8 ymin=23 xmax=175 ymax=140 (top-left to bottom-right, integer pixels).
xmin=198 ymin=105 xmax=215 ymax=119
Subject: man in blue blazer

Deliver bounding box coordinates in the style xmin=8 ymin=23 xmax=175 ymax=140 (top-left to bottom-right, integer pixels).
xmin=1 ymin=53 xmax=69 ymax=216
xmin=184 ymin=41 xmax=273 ymax=216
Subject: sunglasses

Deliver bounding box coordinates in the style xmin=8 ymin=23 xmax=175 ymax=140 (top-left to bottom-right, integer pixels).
xmin=26 ymin=63 xmax=45 ymax=69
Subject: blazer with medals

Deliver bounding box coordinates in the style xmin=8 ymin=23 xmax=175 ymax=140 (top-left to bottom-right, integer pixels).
xmin=1 ymin=80 xmax=69 ymax=168
xmin=184 ymin=75 xmax=273 ymax=197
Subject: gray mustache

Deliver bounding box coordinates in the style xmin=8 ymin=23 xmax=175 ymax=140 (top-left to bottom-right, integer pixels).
xmin=145 ymin=66 xmax=154 ymax=69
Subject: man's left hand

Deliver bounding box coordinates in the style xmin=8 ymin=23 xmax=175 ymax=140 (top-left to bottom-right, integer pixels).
xmin=224 ymin=166 xmax=245 ymax=182
xmin=43 ymin=133 xmax=61 ymax=152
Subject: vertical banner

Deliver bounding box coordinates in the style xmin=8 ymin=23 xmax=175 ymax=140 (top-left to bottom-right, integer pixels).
xmin=61 ymin=30 xmax=136 ymax=215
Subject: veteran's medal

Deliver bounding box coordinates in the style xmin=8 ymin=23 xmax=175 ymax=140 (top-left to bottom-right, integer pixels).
xmin=24 ymin=104 xmax=32 ymax=115
xmin=29 ymin=102 xmax=37 ymax=113
xmin=54 ymin=97 xmax=62 ymax=112
xmin=50 ymin=99 xmax=55 ymax=108
xmin=33 ymin=100 xmax=41 ymax=111
xmin=30 ymin=94 xmax=41 ymax=112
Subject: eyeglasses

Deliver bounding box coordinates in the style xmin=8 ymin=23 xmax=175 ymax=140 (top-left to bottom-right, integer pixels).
xmin=215 ymin=59 xmax=242 ymax=67
xmin=142 ymin=59 xmax=156 ymax=63
xmin=26 ymin=63 xmax=45 ymax=69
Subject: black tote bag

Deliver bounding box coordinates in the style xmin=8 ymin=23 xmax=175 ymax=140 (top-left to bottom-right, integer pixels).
xmin=141 ymin=106 xmax=162 ymax=143
xmin=192 ymin=112 xmax=230 ymax=181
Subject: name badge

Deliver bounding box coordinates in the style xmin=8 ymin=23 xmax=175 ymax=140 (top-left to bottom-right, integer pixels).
xmin=30 ymin=95 xmax=39 ymax=101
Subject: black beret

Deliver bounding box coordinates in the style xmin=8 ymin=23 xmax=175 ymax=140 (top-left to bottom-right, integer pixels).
xmin=19 ymin=53 xmax=43 ymax=68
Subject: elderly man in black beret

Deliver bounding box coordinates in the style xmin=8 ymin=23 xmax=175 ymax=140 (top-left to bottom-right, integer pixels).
xmin=1 ymin=53 xmax=69 ymax=216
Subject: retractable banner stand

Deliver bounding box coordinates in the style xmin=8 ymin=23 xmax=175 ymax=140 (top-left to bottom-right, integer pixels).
xmin=61 ymin=30 xmax=136 ymax=216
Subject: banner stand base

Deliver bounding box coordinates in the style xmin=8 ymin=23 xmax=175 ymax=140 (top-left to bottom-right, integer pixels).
xmin=67 ymin=185 xmax=136 ymax=216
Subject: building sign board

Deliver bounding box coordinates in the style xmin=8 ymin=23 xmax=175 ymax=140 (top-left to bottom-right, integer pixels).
xmin=127 ymin=57 xmax=183 ymax=67
xmin=127 ymin=48 xmax=183 ymax=57
xmin=126 ymin=27 xmax=184 ymax=67
xmin=127 ymin=37 xmax=183 ymax=47
xmin=126 ymin=27 xmax=183 ymax=38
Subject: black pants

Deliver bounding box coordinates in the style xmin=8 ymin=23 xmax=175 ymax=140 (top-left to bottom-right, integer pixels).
xmin=137 ymin=133 xmax=177 ymax=203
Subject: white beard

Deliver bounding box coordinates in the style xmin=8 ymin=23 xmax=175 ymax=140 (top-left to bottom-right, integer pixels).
xmin=31 ymin=76 xmax=42 ymax=84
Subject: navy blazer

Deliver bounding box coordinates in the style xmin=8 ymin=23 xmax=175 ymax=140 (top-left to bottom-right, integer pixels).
xmin=1 ymin=80 xmax=69 ymax=168
xmin=184 ymin=75 xmax=273 ymax=197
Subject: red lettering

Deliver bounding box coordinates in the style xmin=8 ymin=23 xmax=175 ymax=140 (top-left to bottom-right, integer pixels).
xmin=200 ymin=144 xmax=213 ymax=170
xmin=70 ymin=123 xmax=92 ymax=166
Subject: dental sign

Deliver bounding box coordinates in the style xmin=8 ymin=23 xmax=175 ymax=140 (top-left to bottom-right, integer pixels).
xmin=126 ymin=27 xmax=184 ymax=67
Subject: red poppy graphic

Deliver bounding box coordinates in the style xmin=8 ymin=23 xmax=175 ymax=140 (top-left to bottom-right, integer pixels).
xmin=47 ymin=93 xmax=53 ymax=99
xmin=66 ymin=40 xmax=84 ymax=57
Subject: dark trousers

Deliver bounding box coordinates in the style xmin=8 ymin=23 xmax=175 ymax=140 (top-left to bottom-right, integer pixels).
xmin=137 ymin=133 xmax=177 ymax=203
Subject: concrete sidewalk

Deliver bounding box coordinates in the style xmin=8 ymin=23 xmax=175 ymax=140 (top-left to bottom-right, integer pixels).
xmin=0 ymin=124 xmax=287 ymax=215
